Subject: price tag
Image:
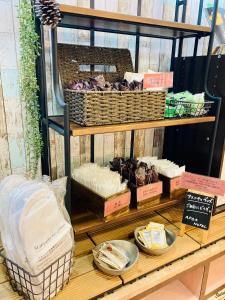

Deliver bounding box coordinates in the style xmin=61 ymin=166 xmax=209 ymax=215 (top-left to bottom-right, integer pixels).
xmin=104 ymin=191 xmax=131 ymax=217
xmin=143 ymin=72 xmax=173 ymax=89
xmin=137 ymin=181 xmax=162 ymax=202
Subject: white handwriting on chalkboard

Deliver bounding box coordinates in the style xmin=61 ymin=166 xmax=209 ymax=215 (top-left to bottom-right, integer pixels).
xmin=185 ymin=216 xmax=198 ymax=222
xmin=182 ymin=192 xmax=214 ymax=231
xmin=193 ymin=223 xmax=207 ymax=229
xmin=186 ymin=203 xmax=212 ymax=214
xmin=186 ymin=194 xmax=213 ymax=204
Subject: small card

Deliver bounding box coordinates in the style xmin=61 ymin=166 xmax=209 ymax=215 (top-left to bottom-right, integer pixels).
xmin=143 ymin=72 xmax=173 ymax=89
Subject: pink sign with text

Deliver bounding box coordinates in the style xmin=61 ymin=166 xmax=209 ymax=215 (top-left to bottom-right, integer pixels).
xmin=104 ymin=191 xmax=131 ymax=217
xmin=180 ymin=172 xmax=225 ymax=196
xmin=143 ymin=72 xmax=173 ymax=89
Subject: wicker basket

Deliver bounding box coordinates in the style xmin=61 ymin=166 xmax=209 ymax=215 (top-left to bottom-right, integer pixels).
xmin=58 ymin=44 xmax=166 ymax=126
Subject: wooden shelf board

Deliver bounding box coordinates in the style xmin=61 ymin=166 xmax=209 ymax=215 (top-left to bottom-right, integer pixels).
xmin=72 ymin=197 xmax=184 ymax=235
xmin=156 ymin=204 xmax=196 ymax=233
xmin=102 ymin=240 xmax=225 ymax=300
xmin=74 ymin=234 xmax=95 ymax=257
xmin=121 ymin=224 xmax=200 ymax=284
xmin=214 ymin=204 xmax=225 ymax=215
xmin=90 ymin=213 xmax=171 ymax=245
xmin=207 ymin=284 xmax=225 ymax=299
xmin=49 ymin=116 xmax=215 ymax=137
xmin=59 ymin=5 xmax=211 ymax=39
xmin=186 ymin=213 xmax=225 ymax=247
xmin=54 ymin=269 xmax=122 ymax=300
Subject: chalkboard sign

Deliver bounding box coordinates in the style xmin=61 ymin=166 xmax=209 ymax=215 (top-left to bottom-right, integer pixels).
xmin=182 ymin=192 xmax=215 ymax=230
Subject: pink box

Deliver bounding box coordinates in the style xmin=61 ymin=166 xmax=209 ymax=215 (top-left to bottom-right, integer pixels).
xmin=170 ymin=176 xmax=182 ymax=192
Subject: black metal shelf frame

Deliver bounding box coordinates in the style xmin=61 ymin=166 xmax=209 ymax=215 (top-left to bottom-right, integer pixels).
xmin=36 ymin=0 xmax=221 ymax=215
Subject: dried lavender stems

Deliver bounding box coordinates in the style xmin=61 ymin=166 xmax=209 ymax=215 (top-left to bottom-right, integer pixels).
xmin=68 ymin=75 xmax=143 ymax=92
xmin=110 ymin=158 xmax=159 ymax=188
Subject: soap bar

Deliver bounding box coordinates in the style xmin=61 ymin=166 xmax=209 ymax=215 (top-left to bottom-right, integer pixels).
xmin=93 ymin=242 xmax=129 ymax=270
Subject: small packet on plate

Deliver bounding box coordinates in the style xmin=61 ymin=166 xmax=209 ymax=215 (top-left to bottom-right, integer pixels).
xmin=139 ymin=229 xmax=152 ymax=249
xmin=137 ymin=222 xmax=168 ymax=250
xmin=146 ymin=222 xmax=164 ymax=230
xmin=149 ymin=228 xmax=167 ymax=250
xmin=93 ymin=242 xmax=129 ymax=270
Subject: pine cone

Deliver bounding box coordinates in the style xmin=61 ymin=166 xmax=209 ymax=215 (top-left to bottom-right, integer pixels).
xmin=34 ymin=0 xmax=61 ymax=28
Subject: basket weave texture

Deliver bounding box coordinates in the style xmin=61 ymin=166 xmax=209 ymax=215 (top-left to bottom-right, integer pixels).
xmin=58 ymin=44 xmax=166 ymax=126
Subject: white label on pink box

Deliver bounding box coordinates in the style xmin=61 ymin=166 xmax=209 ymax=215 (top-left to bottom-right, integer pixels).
xmin=170 ymin=176 xmax=181 ymax=192
xmin=104 ymin=191 xmax=131 ymax=217
xmin=137 ymin=181 xmax=162 ymax=202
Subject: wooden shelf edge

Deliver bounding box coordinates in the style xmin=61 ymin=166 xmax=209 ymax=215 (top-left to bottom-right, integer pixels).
xmin=72 ymin=198 xmax=184 ymax=235
xmin=49 ymin=116 xmax=216 ymax=136
xmin=205 ymin=282 xmax=225 ymax=299
xmin=214 ymin=204 xmax=225 ymax=215
xmin=59 ymin=5 xmax=211 ymax=34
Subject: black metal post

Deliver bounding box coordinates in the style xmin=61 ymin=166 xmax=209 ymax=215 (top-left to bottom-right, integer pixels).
xmin=177 ymin=0 xmax=187 ymax=58
xmin=170 ymin=0 xmax=180 ymax=70
xmin=170 ymin=38 xmax=177 ymax=71
xmin=90 ymin=135 xmax=95 ymax=163
xmin=64 ymin=105 xmax=71 ymax=214
xmin=130 ymin=130 xmax=135 ymax=159
xmin=131 ymin=0 xmax=142 ymax=158
xmin=135 ymin=0 xmax=142 ymax=72
xmin=90 ymin=0 xmax=95 ymax=162
xmin=203 ymin=0 xmax=221 ymax=175
xmin=51 ymin=28 xmax=72 ymax=215
xmin=193 ymin=0 xmax=204 ymax=57
xmin=35 ymin=19 xmax=51 ymax=177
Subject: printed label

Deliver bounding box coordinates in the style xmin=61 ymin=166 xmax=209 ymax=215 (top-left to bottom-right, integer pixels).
xmin=180 ymin=172 xmax=225 ymax=196
xmin=143 ymin=72 xmax=173 ymax=89
xmin=137 ymin=181 xmax=162 ymax=202
xmin=104 ymin=191 xmax=131 ymax=217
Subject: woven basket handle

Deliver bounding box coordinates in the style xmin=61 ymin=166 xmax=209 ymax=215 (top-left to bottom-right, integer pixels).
xmin=58 ymin=44 xmax=134 ymax=86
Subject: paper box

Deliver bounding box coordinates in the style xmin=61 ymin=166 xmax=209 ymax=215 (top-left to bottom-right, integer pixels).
xmin=132 ymin=181 xmax=162 ymax=210
xmin=71 ymin=180 xmax=131 ymax=221
xmin=159 ymin=174 xmax=187 ymax=199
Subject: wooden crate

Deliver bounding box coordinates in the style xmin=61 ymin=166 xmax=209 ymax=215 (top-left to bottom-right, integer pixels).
xmin=72 ymin=180 xmax=131 ymax=221
xmin=131 ymin=181 xmax=162 ymax=210
xmin=159 ymin=174 xmax=187 ymax=199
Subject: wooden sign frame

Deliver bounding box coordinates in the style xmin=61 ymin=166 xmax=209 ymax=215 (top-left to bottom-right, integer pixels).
xmin=180 ymin=190 xmax=215 ymax=244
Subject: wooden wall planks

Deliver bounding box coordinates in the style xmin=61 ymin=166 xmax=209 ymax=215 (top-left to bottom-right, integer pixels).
xmin=0 ymin=0 xmax=26 ymax=179
xmin=1 ymin=0 xmax=224 ymax=179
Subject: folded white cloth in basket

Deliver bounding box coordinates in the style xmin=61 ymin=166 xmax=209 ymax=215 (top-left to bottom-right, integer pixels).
xmin=0 ymin=175 xmax=74 ymax=300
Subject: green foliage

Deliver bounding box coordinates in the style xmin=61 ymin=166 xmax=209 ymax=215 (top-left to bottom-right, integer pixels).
xmin=19 ymin=0 xmax=42 ymax=178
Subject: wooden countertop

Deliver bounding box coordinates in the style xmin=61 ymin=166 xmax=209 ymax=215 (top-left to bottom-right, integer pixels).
xmin=1 ymin=208 xmax=225 ymax=300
